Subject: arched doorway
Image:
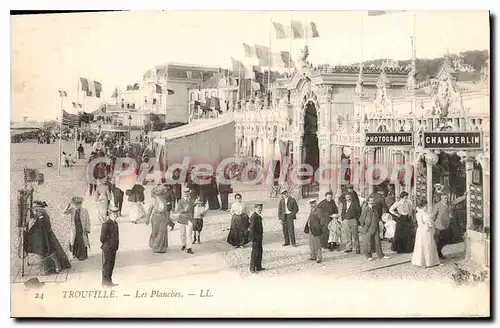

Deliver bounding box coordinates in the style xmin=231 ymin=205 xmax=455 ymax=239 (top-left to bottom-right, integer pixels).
xmin=302 ymin=100 xmax=319 ymax=188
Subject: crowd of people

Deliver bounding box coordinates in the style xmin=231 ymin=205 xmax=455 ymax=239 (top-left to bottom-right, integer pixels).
xmin=20 ymin=129 xmax=467 ymax=286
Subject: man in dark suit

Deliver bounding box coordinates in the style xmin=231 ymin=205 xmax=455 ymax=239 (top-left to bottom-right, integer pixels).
xmin=317 ymin=191 xmax=339 ymax=248
xmin=369 ymin=187 xmax=388 ymax=220
xmin=218 ymin=173 xmax=232 ymax=211
xmin=359 ymin=196 xmax=390 ymax=261
xmin=304 ymin=199 xmax=325 ymax=263
xmin=110 ymin=184 xmax=124 ymax=217
xmin=101 ymin=205 xmax=120 ymax=287
xmin=277 ymin=189 xmax=299 ymax=247
xmin=342 ymin=193 xmax=362 ymax=253
xmin=249 ymin=203 xmax=265 ymax=273
xmin=339 ymin=184 xmax=360 ymax=206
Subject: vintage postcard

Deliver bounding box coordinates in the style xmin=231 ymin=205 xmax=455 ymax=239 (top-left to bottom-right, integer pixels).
xmin=10 ymin=10 xmax=490 ymax=317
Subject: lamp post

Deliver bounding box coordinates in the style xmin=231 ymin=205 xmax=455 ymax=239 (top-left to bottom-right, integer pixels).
xmin=128 ymin=114 xmax=132 ymax=141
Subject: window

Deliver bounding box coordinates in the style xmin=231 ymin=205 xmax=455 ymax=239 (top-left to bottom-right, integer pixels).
xmin=145 ymin=97 xmax=148 ymax=104
xmin=153 ymin=98 xmax=157 ymax=105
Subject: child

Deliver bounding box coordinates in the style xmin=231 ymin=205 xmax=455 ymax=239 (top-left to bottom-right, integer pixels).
xmin=192 ymin=197 xmax=208 ymax=244
xmin=327 ymin=214 xmax=342 ymax=251
xmin=382 ymin=213 xmax=396 ymax=243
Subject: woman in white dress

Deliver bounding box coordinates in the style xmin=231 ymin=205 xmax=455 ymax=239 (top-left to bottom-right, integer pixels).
xmin=129 ymin=184 xmax=146 ymax=224
xmin=411 ymin=199 xmax=440 ymax=268
xmin=93 ymin=179 xmax=111 ymax=224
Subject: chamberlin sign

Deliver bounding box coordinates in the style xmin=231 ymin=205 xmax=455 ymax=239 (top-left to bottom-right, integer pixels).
xmin=365 ymin=132 xmax=413 ymax=146
xmin=423 ymin=132 xmax=482 ymax=149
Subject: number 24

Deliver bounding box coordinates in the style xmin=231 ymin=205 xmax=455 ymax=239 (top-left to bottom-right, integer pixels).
xmin=34 ymin=293 xmax=44 ymax=300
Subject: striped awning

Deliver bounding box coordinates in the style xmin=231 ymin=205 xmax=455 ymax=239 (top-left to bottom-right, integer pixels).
xmin=62 ymin=110 xmax=80 ymax=127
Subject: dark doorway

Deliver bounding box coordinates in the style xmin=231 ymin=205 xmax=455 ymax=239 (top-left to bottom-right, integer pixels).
xmin=301 ymin=101 xmax=319 ymax=199
xmin=302 ymin=101 xmax=319 ymax=175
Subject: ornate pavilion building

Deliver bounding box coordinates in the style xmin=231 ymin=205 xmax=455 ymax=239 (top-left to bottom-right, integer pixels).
xmin=234 ymin=49 xmax=490 ymax=267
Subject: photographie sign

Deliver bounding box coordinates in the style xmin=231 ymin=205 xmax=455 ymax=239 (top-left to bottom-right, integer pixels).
xmin=423 ymin=132 xmax=482 ymax=149
xmin=365 ymin=132 xmax=413 ymax=146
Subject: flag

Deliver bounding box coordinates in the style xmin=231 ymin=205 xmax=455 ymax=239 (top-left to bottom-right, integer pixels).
xmin=58 ymin=90 xmax=67 ymax=97
xmin=291 ymin=21 xmax=320 ymax=39
xmin=243 ymin=43 xmax=254 ymax=57
xmin=273 ymin=22 xmax=289 ymax=39
xmin=155 ymin=84 xmax=163 ymax=94
xmin=291 ymin=20 xmax=304 ymax=39
xmin=255 ymin=44 xmax=271 ymax=67
xmin=367 ymin=10 xmax=406 ymax=16
xmin=367 ymin=11 xmax=387 ymax=16
xmin=254 ymin=44 xmax=270 ymax=59
xmin=62 ymin=110 xmax=80 ymax=127
xmin=231 ymin=58 xmax=246 ymax=78
xmin=309 ymin=22 xmax=320 ymax=38
xmin=281 ymin=51 xmax=293 ymax=68
xmin=80 ymin=78 xmax=102 ymax=98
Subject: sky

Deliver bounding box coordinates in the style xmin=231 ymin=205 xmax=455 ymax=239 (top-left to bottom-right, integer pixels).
xmin=11 ymin=10 xmax=490 ymax=121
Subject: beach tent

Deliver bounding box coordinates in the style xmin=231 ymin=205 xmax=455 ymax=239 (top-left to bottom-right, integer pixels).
xmin=152 ymin=117 xmax=235 ymax=170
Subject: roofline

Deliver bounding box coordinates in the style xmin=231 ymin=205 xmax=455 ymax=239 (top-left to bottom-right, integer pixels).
xmin=154 ymin=62 xmax=220 ymax=71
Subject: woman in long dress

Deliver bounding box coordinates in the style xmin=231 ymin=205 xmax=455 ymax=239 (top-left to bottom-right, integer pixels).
xmin=64 ymin=197 xmax=90 ymax=260
xmin=145 ymin=188 xmax=172 ymax=253
xmin=25 ymin=201 xmax=71 ymax=275
xmin=207 ymin=176 xmax=221 ymax=210
xmin=226 ymin=193 xmax=250 ymax=248
xmin=129 ymin=184 xmax=146 ymax=224
xmin=411 ymin=199 xmax=440 ymax=268
xmin=94 ymin=179 xmax=111 ymax=224
xmin=389 ymin=191 xmax=415 ymax=253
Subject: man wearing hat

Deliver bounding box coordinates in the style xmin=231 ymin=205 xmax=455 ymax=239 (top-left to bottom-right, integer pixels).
xmin=304 ymin=199 xmax=325 ymax=263
xmin=317 ymin=191 xmax=339 ymax=249
xmin=339 ymin=184 xmax=360 ymax=207
xmin=277 ymin=189 xmax=299 ymax=247
xmin=431 ymin=192 xmax=453 ymax=259
xmin=63 ymin=196 xmax=91 ymax=261
xmin=101 ymin=205 xmax=120 ymax=287
xmin=177 ymin=189 xmax=195 ymax=254
xmin=249 ymin=203 xmax=265 ymax=273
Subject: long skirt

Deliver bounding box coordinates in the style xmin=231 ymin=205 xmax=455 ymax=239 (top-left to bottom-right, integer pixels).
xmin=37 ymin=231 xmax=72 ymax=275
xmin=149 ymin=213 xmax=169 ymax=253
xmin=208 ymin=195 xmax=220 ymax=210
xmin=391 ymin=215 xmax=415 ymax=253
xmin=227 ymin=214 xmax=250 ymax=247
xmin=96 ymin=199 xmax=108 ymax=224
xmin=411 ymin=226 xmax=440 ymax=268
xmin=70 ymin=217 xmax=88 ymax=260
xmin=130 ymin=202 xmax=146 ymax=223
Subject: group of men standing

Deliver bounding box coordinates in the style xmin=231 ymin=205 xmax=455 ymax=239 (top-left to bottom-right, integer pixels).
xmin=275 ymin=184 xmax=391 ymax=264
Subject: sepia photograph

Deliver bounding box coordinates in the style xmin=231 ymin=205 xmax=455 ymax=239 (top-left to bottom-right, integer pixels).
xmin=9 ymin=8 xmax=490 ymax=318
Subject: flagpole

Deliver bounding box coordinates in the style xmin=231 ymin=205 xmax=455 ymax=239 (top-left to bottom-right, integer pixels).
xmin=268 ymin=18 xmax=272 ymax=97
xmin=361 ymin=12 xmax=364 ymax=64
xmin=413 ymin=11 xmax=417 ymax=60
xmin=226 ymin=69 xmax=230 ymax=112
xmin=74 ymin=78 xmax=80 ymax=156
xmin=57 ymin=92 xmax=64 ymax=176
xmin=165 ymin=74 xmax=168 ymax=116
xmin=288 ymin=21 xmax=292 ymax=76
xmin=305 ymin=20 xmax=308 ymax=48
xmin=237 ymin=64 xmax=241 ymax=103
